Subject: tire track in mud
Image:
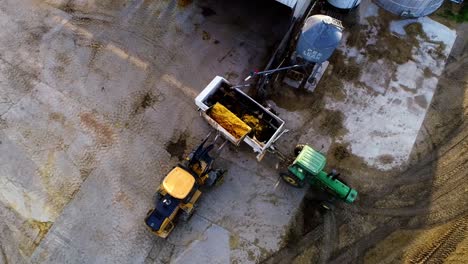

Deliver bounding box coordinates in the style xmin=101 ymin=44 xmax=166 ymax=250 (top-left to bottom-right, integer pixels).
xmin=329 ymin=219 xmax=405 ymax=264
xmin=356 ymin=130 xmax=468 ymax=218
xmin=319 ymin=211 xmax=337 ymax=264
xmin=327 ymin=128 xmax=468 ymax=264
xmin=262 ymin=226 xmax=324 ymax=264
xmin=406 ymin=216 xmax=467 ymax=264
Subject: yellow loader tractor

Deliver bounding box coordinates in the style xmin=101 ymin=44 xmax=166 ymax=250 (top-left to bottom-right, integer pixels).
xmin=144 ymin=133 xmax=226 ymax=238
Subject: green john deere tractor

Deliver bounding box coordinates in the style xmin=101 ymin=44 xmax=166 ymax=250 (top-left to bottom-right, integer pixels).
xmin=280 ymin=144 xmax=358 ymax=209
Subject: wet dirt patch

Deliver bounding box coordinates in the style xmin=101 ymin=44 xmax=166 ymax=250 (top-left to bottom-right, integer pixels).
xmin=321 ymin=73 xmax=346 ymax=102
xmin=332 ymin=144 xmax=351 ymax=161
xmin=141 ymin=93 xmax=155 ymax=109
xmin=319 ymin=109 xmax=347 ymax=138
xmin=423 ymin=67 xmax=434 ymax=78
xmin=351 ymin=10 xmax=417 ymax=65
xmin=403 ymin=22 xmax=447 ymax=61
xmin=133 ymin=90 xmax=164 ymax=115
xmin=48 ymin=112 xmax=66 ymax=125
xmin=80 ymin=112 xmax=114 ymax=146
xmin=330 ymin=51 xmax=361 ymax=82
xmin=404 ymin=22 xmax=428 ymax=44
xmin=377 ymin=154 xmax=395 ymax=165
xmin=269 ymin=86 xmax=324 ymax=112
xmin=325 ymin=141 xmax=381 ymax=179
xmin=60 ymin=3 xmax=75 ymax=13
xmin=414 ymin=95 xmax=428 ymax=109
xmin=165 ymin=133 xmax=188 ymax=161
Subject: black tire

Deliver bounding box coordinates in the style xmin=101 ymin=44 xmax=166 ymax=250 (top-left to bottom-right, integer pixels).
xmin=280 ymin=172 xmax=305 ymax=188
xmin=146 ymin=209 xmax=154 ymax=217
xmin=214 ymin=173 xmax=225 ymax=187
xmin=180 ymin=209 xmax=194 ymax=222
xmin=294 ymin=145 xmax=305 ymax=156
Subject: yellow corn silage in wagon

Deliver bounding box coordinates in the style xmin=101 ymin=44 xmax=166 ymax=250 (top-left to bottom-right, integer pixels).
xmin=209 ymin=103 xmax=252 ymax=139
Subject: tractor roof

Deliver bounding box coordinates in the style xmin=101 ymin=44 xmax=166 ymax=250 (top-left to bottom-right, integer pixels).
xmin=163 ymin=167 xmax=195 ymax=199
xmin=293 ymin=145 xmax=326 ymax=175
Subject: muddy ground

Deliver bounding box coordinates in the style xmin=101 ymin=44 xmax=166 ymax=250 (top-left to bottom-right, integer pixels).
xmin=263 ymin=4 xmax=468 ymax=264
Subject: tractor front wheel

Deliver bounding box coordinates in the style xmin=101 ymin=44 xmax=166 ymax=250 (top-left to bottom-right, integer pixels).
xmin=280 ymin=172 xmax=305 ymax=188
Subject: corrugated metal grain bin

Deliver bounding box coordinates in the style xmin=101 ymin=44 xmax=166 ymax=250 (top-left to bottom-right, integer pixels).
xmin=373 ymin=0 xmax=444 ymax=17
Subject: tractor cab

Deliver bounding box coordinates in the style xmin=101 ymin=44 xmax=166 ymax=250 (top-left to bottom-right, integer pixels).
xmin=290 ymin=145 xmax=327 ymax=181
xmin=162 ymin=167 xmax=196 ymax=200
xmin=281 ymin=145 xmax=358 ymax=206
xmin=145 ymin=194 xmax=180 ymax=236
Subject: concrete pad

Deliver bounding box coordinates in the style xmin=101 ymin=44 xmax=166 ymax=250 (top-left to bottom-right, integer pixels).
xmin=173 ymin=219 xmax=231 ymax=264
xmin=325 ymin=1 xmax=457 ymax=170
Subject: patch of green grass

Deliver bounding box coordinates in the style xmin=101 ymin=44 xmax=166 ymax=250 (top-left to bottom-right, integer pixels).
xmin=439 ymin=3 xmax=468 ymax=23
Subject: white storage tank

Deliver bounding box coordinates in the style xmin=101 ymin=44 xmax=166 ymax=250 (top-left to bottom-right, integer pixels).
xmin=327 ymin=0 xmax=361 ymax=9
xmin=373 ymin=0 xmax=444 ymax=17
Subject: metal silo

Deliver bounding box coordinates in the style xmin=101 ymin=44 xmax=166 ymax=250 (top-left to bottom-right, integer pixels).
xmin=328 ymin=0 xmax=361 ymax=10
xmin=296 ymin=15 xmax=344 ymax=63
xmin=373 ymin=0 xmax=444 ymax=17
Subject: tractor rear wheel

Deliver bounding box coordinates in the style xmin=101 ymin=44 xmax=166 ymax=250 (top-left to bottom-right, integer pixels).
xmin=280 ymin=172 xmax=305 ymax=188
xmin=294 ymin=145 xmax=305 ymax=156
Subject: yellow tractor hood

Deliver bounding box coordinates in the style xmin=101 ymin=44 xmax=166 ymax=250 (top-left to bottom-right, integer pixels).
xmin=163 ymin=167 xmax=195 ymax=199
